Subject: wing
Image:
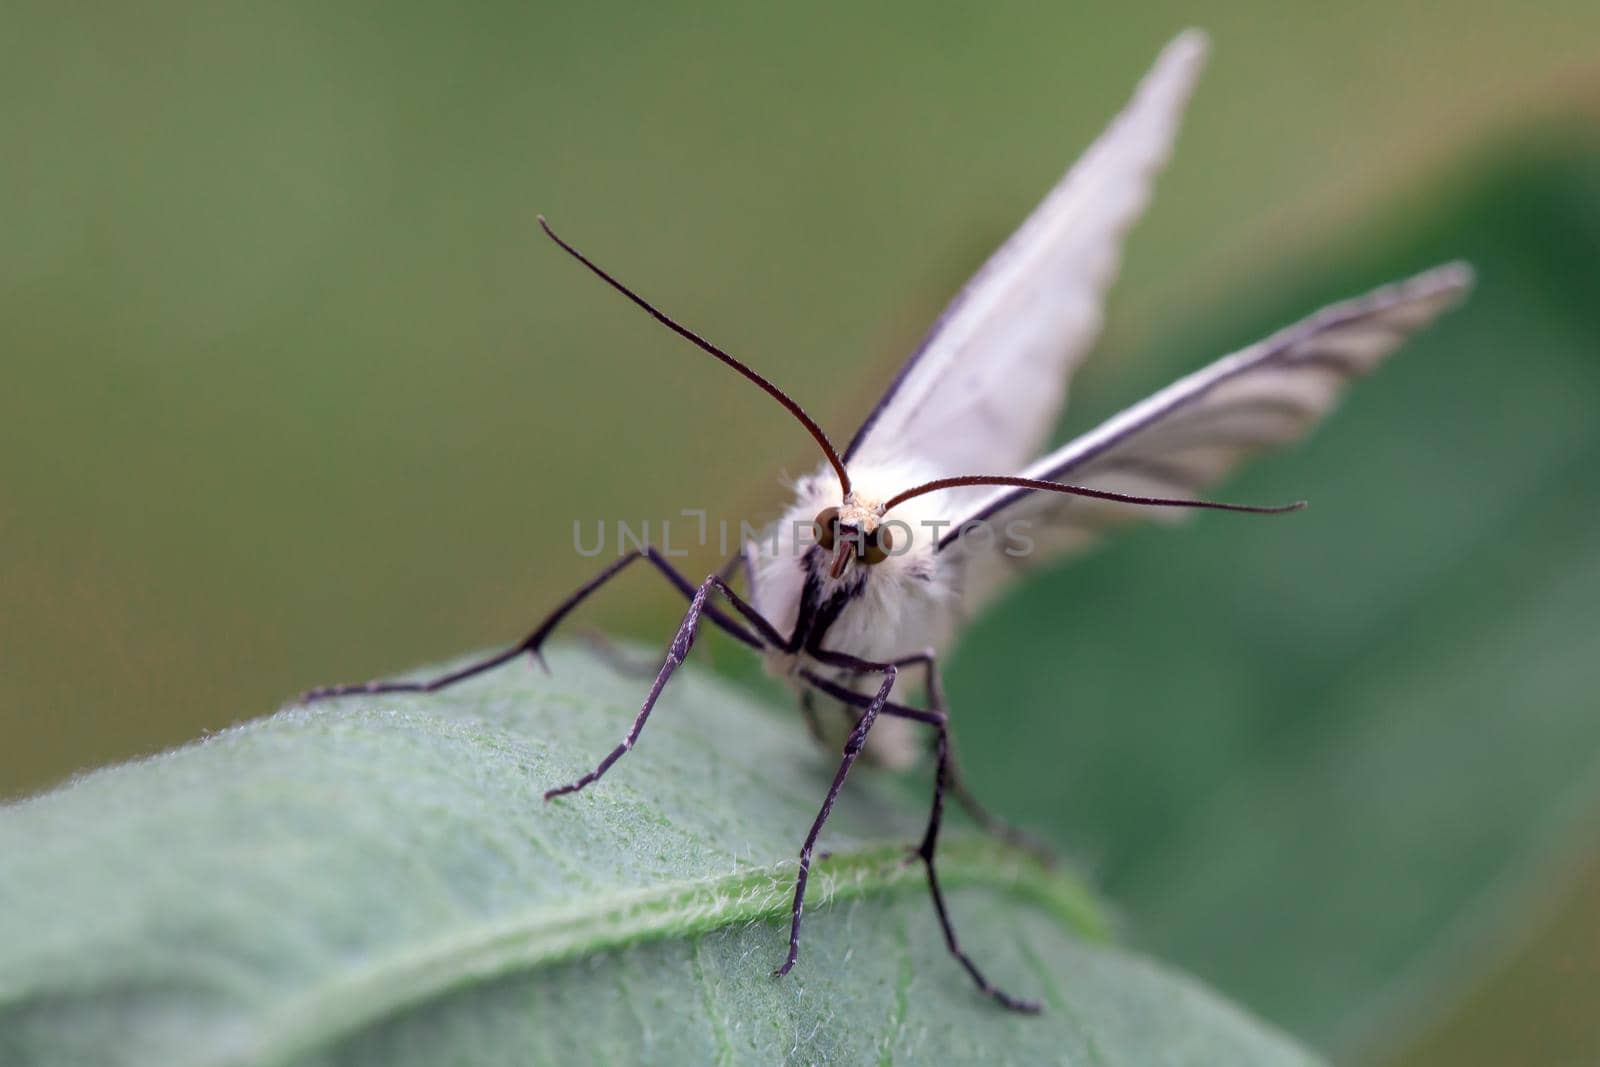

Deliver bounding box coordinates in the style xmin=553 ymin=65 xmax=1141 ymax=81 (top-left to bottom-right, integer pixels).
xmin=842 ymin=30 xmax=1209 ymax=489
xmin=937 ymin=262 xmax=1474 ymax=610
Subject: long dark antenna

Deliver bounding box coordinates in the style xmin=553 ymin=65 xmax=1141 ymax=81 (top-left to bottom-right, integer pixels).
xmin=882 ymin=474 xmax=1305 ymax=515
xmin=539 ymin=216 xmax=851 ymax=495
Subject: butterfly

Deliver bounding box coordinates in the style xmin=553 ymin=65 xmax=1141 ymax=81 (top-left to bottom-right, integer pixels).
xmin=306 ymin=29 xmax=1471 ymax=1012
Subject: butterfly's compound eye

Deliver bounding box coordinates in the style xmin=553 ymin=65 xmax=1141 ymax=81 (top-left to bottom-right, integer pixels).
xmin=862 ymin=524 xmax=893 ymax=565
xmin=813 ymin=507 xmax=841 ymax=551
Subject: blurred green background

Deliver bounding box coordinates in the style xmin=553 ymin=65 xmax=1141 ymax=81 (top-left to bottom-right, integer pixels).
xmin=3 ymin=2 xmax=1598 ymax=1063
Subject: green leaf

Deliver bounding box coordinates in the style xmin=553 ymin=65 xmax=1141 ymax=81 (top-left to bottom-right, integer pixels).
xmin=0 ymin=647 xmax=1316 ymax=1066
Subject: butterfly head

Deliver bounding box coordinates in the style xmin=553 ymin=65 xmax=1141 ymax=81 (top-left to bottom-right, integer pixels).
xmin=812 ymin=496 xmax=894 ymax=579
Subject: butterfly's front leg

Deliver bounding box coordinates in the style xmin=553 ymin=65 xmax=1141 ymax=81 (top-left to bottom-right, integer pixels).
xmin=543 ymin=572 xmax=783 ymax=799
xmin=771 ymin=660 xmax=898 ymax=979
xmin=300 ymin=547 xmax=761 ymax=702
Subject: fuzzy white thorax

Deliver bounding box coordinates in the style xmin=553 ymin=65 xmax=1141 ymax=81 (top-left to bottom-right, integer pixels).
xmin=751 ymin=458 xmax=969 ymax=766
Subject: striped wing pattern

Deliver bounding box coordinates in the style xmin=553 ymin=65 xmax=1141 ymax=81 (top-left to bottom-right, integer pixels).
xmin=940 ymin=263 xmax=1474 ymax=608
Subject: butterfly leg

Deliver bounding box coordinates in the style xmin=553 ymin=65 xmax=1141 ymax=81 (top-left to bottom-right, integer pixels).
xmin=573 ymin=627 xmax=661 ymax=678
xmin=797 ymin=689 xmax=828 ymax=744
xmin=820 ymin=649 xmax=1056 ymax=866
xmin=942 ymin=749 xmax=1057 ymax=868
xmin=724 ymin=538 xmax=760 ymax=589
xmin=581 ymin=542 xmax=766 ymax=679
xmin=301 ymin=547 xmax=761 ymax=702
xmin=799 ymin=664 xmax=1041 ymax=1013
xmin=915 ymin=716 xmax=1041 ymax=1012
xmin=543 ymin=572 xmax=784 ymax=799
xmin=772 ymin=663 xmax=898 ymax=980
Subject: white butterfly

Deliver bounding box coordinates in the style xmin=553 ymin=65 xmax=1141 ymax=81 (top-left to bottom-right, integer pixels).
xmin=309 ymin=29 xmax=1472 ymax=1012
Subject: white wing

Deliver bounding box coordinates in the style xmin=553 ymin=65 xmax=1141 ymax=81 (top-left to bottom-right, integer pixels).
xmin=843 ymin=30 xmax=1209 ymax=493
xmin=938 ymin=263 xmax=1474 ymax=610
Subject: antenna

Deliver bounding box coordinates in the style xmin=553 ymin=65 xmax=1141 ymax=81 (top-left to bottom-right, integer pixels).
xmin=882 ymin=474 xmax=1305 ymax=515
xmin=539 ymin=217 xmax=851 ymax=495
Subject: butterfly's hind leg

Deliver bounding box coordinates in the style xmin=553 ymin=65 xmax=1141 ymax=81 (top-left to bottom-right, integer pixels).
xmin=822 ymin=649 xmax=1057 ymax=867
xmin=799 ymin=663 xmax=1040 ymax=1013
xmin=916 ymin=709 xmax=1042 ymax=1013
xmin=301 ymin=547 xmax=761 ymax=702
xmin=796 ymin=689 xmax=829 ymax=744
xmin=942 ymin=751 xmax=1058 ymax=869
xmin=574 ymin=628 xmax=661 ymax=679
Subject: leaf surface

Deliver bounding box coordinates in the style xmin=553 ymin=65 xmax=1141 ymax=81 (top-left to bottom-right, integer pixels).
xmin=0 ymin=648 xmax=1315 ymax=1066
